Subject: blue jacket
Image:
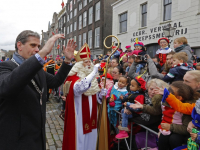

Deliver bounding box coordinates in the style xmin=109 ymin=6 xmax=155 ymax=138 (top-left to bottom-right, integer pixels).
xmin=163 ymin=63 xmax=193 ymax=83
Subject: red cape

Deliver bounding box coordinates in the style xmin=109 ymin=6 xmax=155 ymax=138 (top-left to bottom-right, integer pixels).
xmin=62 ymin=75 xmax=79 ymax=150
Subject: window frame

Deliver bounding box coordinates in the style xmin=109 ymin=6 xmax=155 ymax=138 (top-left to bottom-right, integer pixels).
xmin=141 ymin=3 xmax=147 ymax=27
xmin=79 ymin=15 xmax=82 ymax=30
xmin=74 ymin=21 xmax=77 ymax=31
xmin=79 ymin=2 xmax=82 ymax=11
xmin=88 ymin=7 xmax=93 ymax=25
xmin=83 ymin=11 xmax=87 ymax=27
xmin=95 ymin=1 xmax=100 ymax=21
xmin=83 ymin=32 xmax=87 ymax=45
xmin=83 ymin=0 xmax=87 ymax=7
xmin=119 ymin=12 xmax=127 ymax=33
xmin=79 ymin=34 xmax=82 ymax=49
xmin=163 ymin=0 xmax=172 ymax=21
xmin=88 ymin=30 xmax=92 ymax=48
xmin=95 ymin=27 xmax=100 ymax=48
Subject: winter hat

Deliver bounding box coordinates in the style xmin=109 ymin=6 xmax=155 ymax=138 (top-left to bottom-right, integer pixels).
xmin=134 ymin=38 xmax=144 ymax=47
xmin=112 ymin=46 xmax=117 ymax=49
xmin=118 ymin=48 xmax=123 ymax=52
xmin=134 ymin=76 xmax=146 ymax=91
xmin=125 ymin=45 xmax=131 ymax=49
xmin=158 ymin=37 xmax=169 ymax=45
xmin=100 ymin=73 xmax=113 ymax=80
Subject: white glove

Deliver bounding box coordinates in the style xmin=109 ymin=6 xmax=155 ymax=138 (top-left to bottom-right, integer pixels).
xmin=98 ymin=88 xmax=108 ymax=102
xmin=100 ymin=88 xmax=108 ymax=97
xmin=93 ymin=63 xmax=101 ymax=73
xmin=83 ymin=63 xmax=100 ymax=85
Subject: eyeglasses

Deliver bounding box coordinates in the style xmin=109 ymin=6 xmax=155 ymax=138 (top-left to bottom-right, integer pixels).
xmin=112 ymin=71 xmax=119 ymax=74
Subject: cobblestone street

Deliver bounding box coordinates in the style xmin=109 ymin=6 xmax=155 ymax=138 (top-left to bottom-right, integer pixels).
xmin=45 ymin=97 xmax=64 ymax=150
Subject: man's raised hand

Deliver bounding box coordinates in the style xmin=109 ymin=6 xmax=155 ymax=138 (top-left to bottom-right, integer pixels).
xmin=63 ymin=39 xmax=77 ymax=62
xmin=39 ymin=34 xmax=65 ymax=58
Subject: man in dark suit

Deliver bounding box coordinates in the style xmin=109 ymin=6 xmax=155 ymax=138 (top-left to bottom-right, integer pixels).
xmin=0 ymin=30 xmax=76 ymax=150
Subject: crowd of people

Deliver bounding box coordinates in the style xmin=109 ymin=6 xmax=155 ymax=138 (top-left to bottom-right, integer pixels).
xmin=1 ymin=29 xmax=200 ymax=150
xmin=56 ymin=36 xmax=200 ymax=150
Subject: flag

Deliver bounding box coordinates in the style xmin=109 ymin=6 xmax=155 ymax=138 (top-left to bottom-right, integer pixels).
xmin=61 ymin=1 xmax=64 ymax=8
xmin=57 ymin=45 xmax=60 ymax=49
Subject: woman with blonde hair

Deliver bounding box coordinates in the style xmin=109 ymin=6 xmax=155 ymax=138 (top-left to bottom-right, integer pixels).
xmin=129 ymin=79 xmax=169 ymax=130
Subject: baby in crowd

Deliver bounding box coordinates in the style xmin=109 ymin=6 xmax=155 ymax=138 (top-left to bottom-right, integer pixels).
xmin=163 ymin=52 xmax=193 ymax=83
xmin=115 ymin=77 xmax=146 ymax=139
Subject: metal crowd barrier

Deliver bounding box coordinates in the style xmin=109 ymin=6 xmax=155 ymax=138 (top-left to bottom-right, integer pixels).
xmin=114 ymin=110 xmax=158 ymax=150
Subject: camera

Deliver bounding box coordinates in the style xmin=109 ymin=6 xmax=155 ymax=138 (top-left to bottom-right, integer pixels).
xmin=138 ymin=55 xmax=148 ymax=61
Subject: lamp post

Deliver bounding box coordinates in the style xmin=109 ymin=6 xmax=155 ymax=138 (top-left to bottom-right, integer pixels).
xmin=163 ymin=23 xmax=176 ymax=46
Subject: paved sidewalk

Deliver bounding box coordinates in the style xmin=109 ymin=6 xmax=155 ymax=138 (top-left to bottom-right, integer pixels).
xmin=45 ymin=97 xmax=64 ymax=150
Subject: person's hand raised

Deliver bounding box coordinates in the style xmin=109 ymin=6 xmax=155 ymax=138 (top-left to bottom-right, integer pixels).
xmin=63 ymin=39 xmax=77 ymax=62
xmin=129 ymin=100 xmax=143 ymax=109
xmin=39 ymin=34 xmax=65 ymax=58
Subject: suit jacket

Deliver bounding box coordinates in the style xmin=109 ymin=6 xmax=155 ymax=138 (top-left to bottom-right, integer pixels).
xmin=0 ymin=56 xmax=72 ymax=150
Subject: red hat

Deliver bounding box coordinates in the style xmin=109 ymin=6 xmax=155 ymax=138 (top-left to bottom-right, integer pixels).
xmin=134 ymin=77 xmax=146 ymax=91
xmin=100 ymin=73 xmax=113 ymax=80
xmin=158 ymin=37 xmax=169 ymax=45
xmin=75 ymin=43 xmax=91 ymax=62
xmin=112 ymin=46 xmax=117 ymax=49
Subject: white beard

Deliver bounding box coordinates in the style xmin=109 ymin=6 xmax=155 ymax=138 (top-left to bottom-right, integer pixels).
xmin=68 ymin=61 xmax=100 ymax=96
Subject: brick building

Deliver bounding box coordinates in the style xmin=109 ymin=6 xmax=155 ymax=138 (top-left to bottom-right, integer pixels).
xmin=56 ymin=0 xmax=117 ymax=58
xmin=112 ymin=0 xmax=200 ymax=56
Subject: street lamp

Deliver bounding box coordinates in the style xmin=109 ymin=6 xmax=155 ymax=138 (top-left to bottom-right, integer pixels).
xmin=163 ymin=23 xmax=176 ymax=46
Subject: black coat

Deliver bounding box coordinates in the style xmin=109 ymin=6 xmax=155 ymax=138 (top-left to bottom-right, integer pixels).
xmin=0 ymin=56 xmax=72 ymax=150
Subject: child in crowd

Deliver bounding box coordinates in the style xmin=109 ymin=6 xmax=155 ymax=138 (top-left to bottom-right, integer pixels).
xmin=106 ymin=76 xmax=129 ymax=127
xmin=174 ymin=37 xmax=193 ymax=66
xmin=156 ymin=37 xmax=173 ymax=67
xmin=100 ymin=73 xmax=114 ymax=91
xmin=103 ymin=50 xmax=111 ymax=60
xmin=111 ymin=46 xmax=120 ymax=60
xmin=158 ymin=81 xmax=196 ymax=150
xmin=125 ymin=45 xmax=133 ymax=57
xmin=118 ymin=48 xmax=125 ymax=58
xmin=163 ymin=52 xmax=193 ymax=83
xmin=115 ymin=77 xmax=146 ymax=139
xmin=132 ymin=40 xmax=147 ymax=74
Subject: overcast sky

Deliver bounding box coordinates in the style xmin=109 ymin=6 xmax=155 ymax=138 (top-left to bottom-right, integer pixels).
xmin=0 ymin=0 xmax=65 ymax=50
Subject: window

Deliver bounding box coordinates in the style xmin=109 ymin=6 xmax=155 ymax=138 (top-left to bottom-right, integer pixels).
xmin=79 ymin=2 xmax=82 ymax=11
xmin=95 ymin=2 xmax=100 ymax=21
xmin=74 ymin=0 xmax=76 ymax=4
xmin=74 ymin=8 xmax=77 ymax=17
xmin=83 ymin=0 xmax=87 ymax=7
xmin=74 ymin=36 xmax=76 ymax=42
xmin=74 ymin=21 xmax=77 ymax=31
xmin=88 ymin=30 xmax=92 ymax=48
xmin=83 ymin=11 xmax=87 ymax=27
xmin=64 ymin=16 xmax=65 ymax=23
xmin=70 ymin=12 xmax=73 ymax=19
xmin=64 ymin=40 xmax=66 ymax=47
xmin=70 ymin=24 xmax=73 ymax=32
xmin=83 ymin=33 xmax=86 ymax=45
xmin=79 ymin=15 xmax=82 ymax=29
xmin=67 ymin=26 xmax=69 ymax=34
xmin=67 ymin=15 xmax=69 ymax=22
xmin=70 ymin=1 xmax=73 ymax=11
xmin=89 ymin=0 xmax=92 ymax=3
xmin=141 ymin=3 xmax=147 ymax=27
xmin=64 ymin=27 xmax=65 ymax=34
xmin=163 ymin=0 xmax=172 ymax=21
xmin=79 ymin=35 xmax=82 ymax=49
xmin=88 ymin=7 xmax=93 ymax=24
xmin=119 ymin=12 xmax=127 ymax=33
xmin=95 ymin=27 xmax=100 ymax=47
xmin=61 ymin=17 xmax=63 ymax=25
